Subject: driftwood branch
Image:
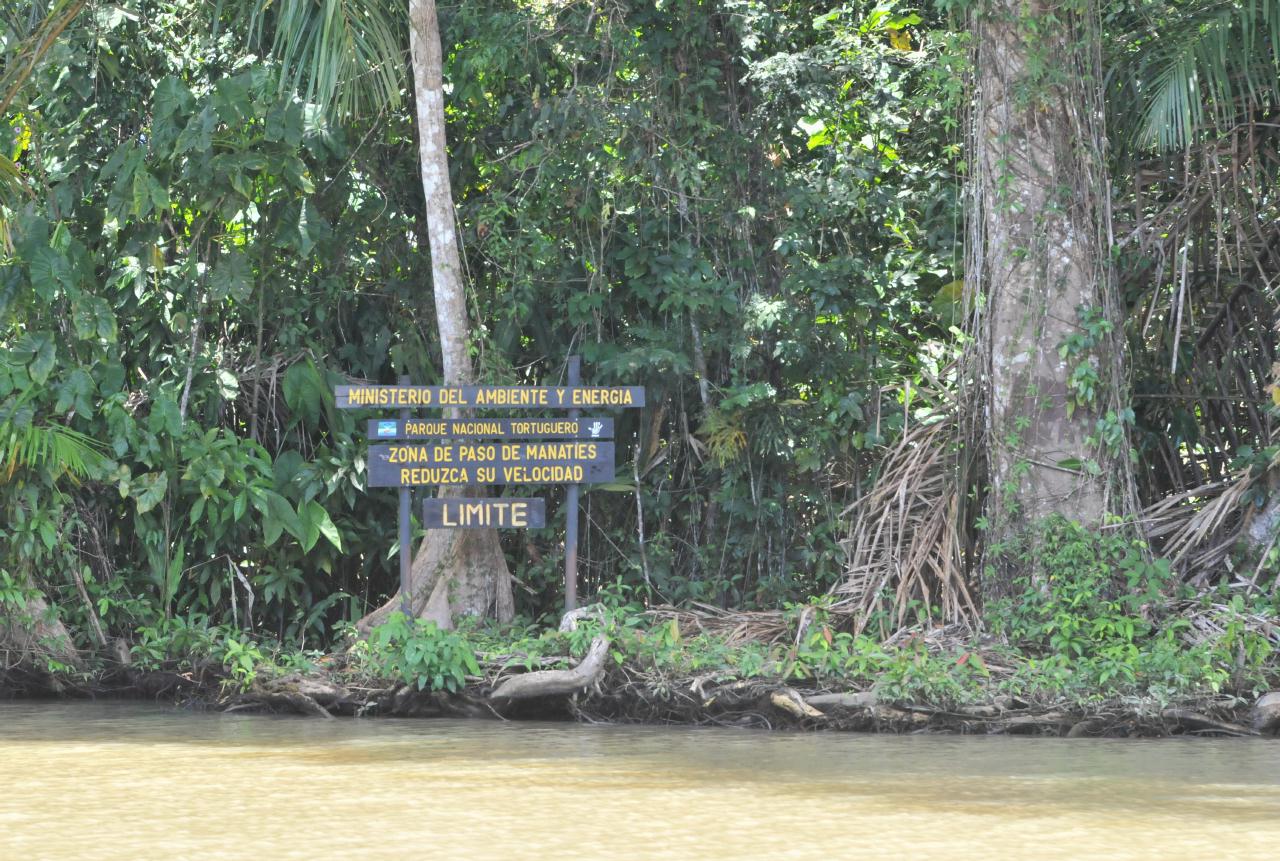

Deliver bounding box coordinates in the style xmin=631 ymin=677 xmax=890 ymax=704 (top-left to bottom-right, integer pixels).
xmin=489 ymin=635 xmax=610 ymax=701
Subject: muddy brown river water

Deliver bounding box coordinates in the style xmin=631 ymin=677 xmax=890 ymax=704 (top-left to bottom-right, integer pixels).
xmin=1 ymin=702 xmax=1277 ymax=860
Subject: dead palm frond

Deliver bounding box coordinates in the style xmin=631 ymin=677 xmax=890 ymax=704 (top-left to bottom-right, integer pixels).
xmin=0 ymin=1 xmax=89 ymax=202
xmin=833 ymin=401 xmax=977 ymax=634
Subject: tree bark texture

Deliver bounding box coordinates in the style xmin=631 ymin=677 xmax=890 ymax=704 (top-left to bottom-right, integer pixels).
xmin=359 ymin=0 xmax=513 ymax=630
xmin=0 ymin=575 xmax=84 ymax=682
xmin=967 ymin=1 xmax=1129 ymax=595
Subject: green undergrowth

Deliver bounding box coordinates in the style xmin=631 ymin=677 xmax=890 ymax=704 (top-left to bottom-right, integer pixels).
xmin=44 ymin=584 xmax=1280 ymax=710
xmin=30 ymin=522 xmax=1280 ymax=711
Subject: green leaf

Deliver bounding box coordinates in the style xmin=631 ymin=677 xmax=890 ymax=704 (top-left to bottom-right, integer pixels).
xmin=148 ymin=397 xmax=182 ymax=437
xmin=153 ymin=76 xmax=192 ymax=125
xmin=175 ymin=106 xmax=215 ymax=155
xmin=152 ymin=76 xmax=193 ymax=151
xmin=307 ymin=500 xmax=343 ymax=552
xmin=213 ymin=74 xmax=253 ymax=124
xmin=587 ymin=482 xmax=635 ymax=493
xmin=165 ymin=540 xmax=186 ymax=605
xmin=282 ymin=360 xmax=325 ymax=425
xmin=263 ymin=516 xmax=284 ymax=546
xmin=132 ymin=168 xmax=154 ymax=217
xmin=209 ymin=254 xmax=252 ymax=303
xmin=28 ymin=335 xmax=55 ymax=384
xmin=133 ymin=471 xmax=168 ymax=514
xmin=54 ymin=368 xmax=95 ymax=416
xmin=263 ymin=490 xmax=306 ymax=544
xmin=301 ymin=514 xmax=320 ymax=553
xmin=28 ymin=247 xmax=71 ymax=299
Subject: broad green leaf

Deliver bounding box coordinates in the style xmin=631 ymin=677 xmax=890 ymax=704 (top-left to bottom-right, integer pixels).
xmin=262 ymin=490 xmax=306 ymax=544
xmin=209 ymin=254 xmax=252 ymax=303
xmin=153 ymin=76 xmax=192 ymax=125
xmin=132 ymin=471 xmax=168 ymax=514
xmin=28 ymin=247 xmax=71 ymax=300
xmin=148 ymin=397 xmax=182 ymax=437
xmin=175 ymin=106 xmax=215 ymax=155
xmin=28 ymin=335 xmax=55 ymax=384
xmin=54 ymin=368 xmax=95 ymax=416
xmin=307 ymin=500 xmax=343 ymax=552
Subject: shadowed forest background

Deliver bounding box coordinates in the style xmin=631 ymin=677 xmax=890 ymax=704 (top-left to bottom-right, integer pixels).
xmin=2 ymin=1 xmax=1279 ymax=717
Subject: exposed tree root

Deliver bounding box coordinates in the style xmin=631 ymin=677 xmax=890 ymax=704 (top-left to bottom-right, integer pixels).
xmin=489 ymin=634 xmax=610 ymax=702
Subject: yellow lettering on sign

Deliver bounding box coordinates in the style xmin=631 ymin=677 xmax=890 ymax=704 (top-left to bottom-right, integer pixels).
xmin=520 ymin=442 xmax=597 ymax=459
xmin=346 ymin=387 xmax=438 ymax=406
xmin=399 ymin=467 xmax=470 ymax=484
xmin=572 ymin=388 xmax=634 ymax=406
xmin=500 ymin=465 xmax=585 ymax=483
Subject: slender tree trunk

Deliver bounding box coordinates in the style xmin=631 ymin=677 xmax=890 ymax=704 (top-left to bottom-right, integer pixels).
xmin=358 ymin=0 xmax=513 ymax=631
xmin=967 ymin=0 xmax=1129 ymax=598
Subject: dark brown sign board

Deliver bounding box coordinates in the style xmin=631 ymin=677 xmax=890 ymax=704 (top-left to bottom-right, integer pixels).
xmin=423 ymin=498 xmax=545 ymax=529
xmin=336 ymin=386 xmax=644 ymax=410
xmin=367 ymin=441 xmax=615 ymax=487
xmin=368 ymin=417 xmax=613 ymax=441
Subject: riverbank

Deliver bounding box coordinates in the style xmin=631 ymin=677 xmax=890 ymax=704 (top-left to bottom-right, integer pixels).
xmin=5 ymin=597 xmax=1278 ymax=738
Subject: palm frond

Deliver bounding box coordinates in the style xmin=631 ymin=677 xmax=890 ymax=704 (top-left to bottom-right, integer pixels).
xmin=0 ymin=420 xmax=107 ymax=483
xmin=1118 ymin=0 xmax=1280 ymax=152
xmin=0 ymin=1 xmax=88 ymax=203
xmin=246 ymin=0 xmax=407 ymax=120
xmin=0 ymin=0 xmax=88 ymax=117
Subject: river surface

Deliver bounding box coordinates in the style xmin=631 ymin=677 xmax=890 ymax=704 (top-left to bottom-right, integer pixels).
xmin=1 ymin=702 xmax=1278 ymax=860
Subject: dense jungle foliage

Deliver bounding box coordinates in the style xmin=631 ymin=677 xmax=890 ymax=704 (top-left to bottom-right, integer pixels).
xmin=1 ymin=0 xmax=1278 ymax=704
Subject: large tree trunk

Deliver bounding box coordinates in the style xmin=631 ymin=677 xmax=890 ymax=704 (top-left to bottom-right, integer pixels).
xmin=0 ymin=574 xmax=83 ymax=688
xmin=359 ymin=0 xmax=513 ymax=631
xmin=967 ymin=1 xmax=1131 ymax=598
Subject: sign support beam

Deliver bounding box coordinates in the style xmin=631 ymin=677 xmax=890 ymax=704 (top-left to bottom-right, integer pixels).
xmin=565 ymin=356 xmax=581 ymax=613
xmin=397 ymin=375 xmax=412 ymax=619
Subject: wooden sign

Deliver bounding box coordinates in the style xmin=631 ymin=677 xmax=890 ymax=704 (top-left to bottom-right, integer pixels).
xmin=367 ymin=441 xmax=615 ymax=487
xmin=423 ymin=498 xmax=545 ymax=529
xmin=336 ymin=385 xmax=644 ymax=410
xmin=368 ymin=417 xmax=613 ymax=441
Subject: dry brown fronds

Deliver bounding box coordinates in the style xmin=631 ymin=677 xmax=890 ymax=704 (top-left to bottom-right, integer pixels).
xmin=644 ymin=604 xmax=790 ymax=646
xmin=1140 ymin=452 xmax=1280 ymax=588
xmin=1142 ymin=473 xmax=1253 ymax=581
xmin=832 ymin=408 xmax=977 ymax=634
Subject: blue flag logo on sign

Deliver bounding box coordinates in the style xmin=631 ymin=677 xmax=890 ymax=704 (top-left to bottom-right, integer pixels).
xmin=376 ymin=420 xmax=398 ymax=438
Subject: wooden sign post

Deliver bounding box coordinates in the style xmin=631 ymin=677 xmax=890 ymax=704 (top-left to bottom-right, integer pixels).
xmin=397 ymin=375 xmax=412 ymax=618
xmin=565 ymin=356 xmax=582 ymax=612
xmin=335 ymin=360 xmax=644 ymax=616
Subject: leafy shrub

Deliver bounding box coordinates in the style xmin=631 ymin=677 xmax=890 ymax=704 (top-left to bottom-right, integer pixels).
xmin=361 ymin=614 xmax=481 ymax=693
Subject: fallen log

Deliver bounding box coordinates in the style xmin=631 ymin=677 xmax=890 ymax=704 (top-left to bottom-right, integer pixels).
xmin=769 ymin=687 xmax=825 ymax=720
xmin=1161 ymin=707 xmax=1255 ymax=737
xmin=489 ymin=635 xmax=611 ymax=701
xmin=805 ymin=691 xmax=877 ymax=710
